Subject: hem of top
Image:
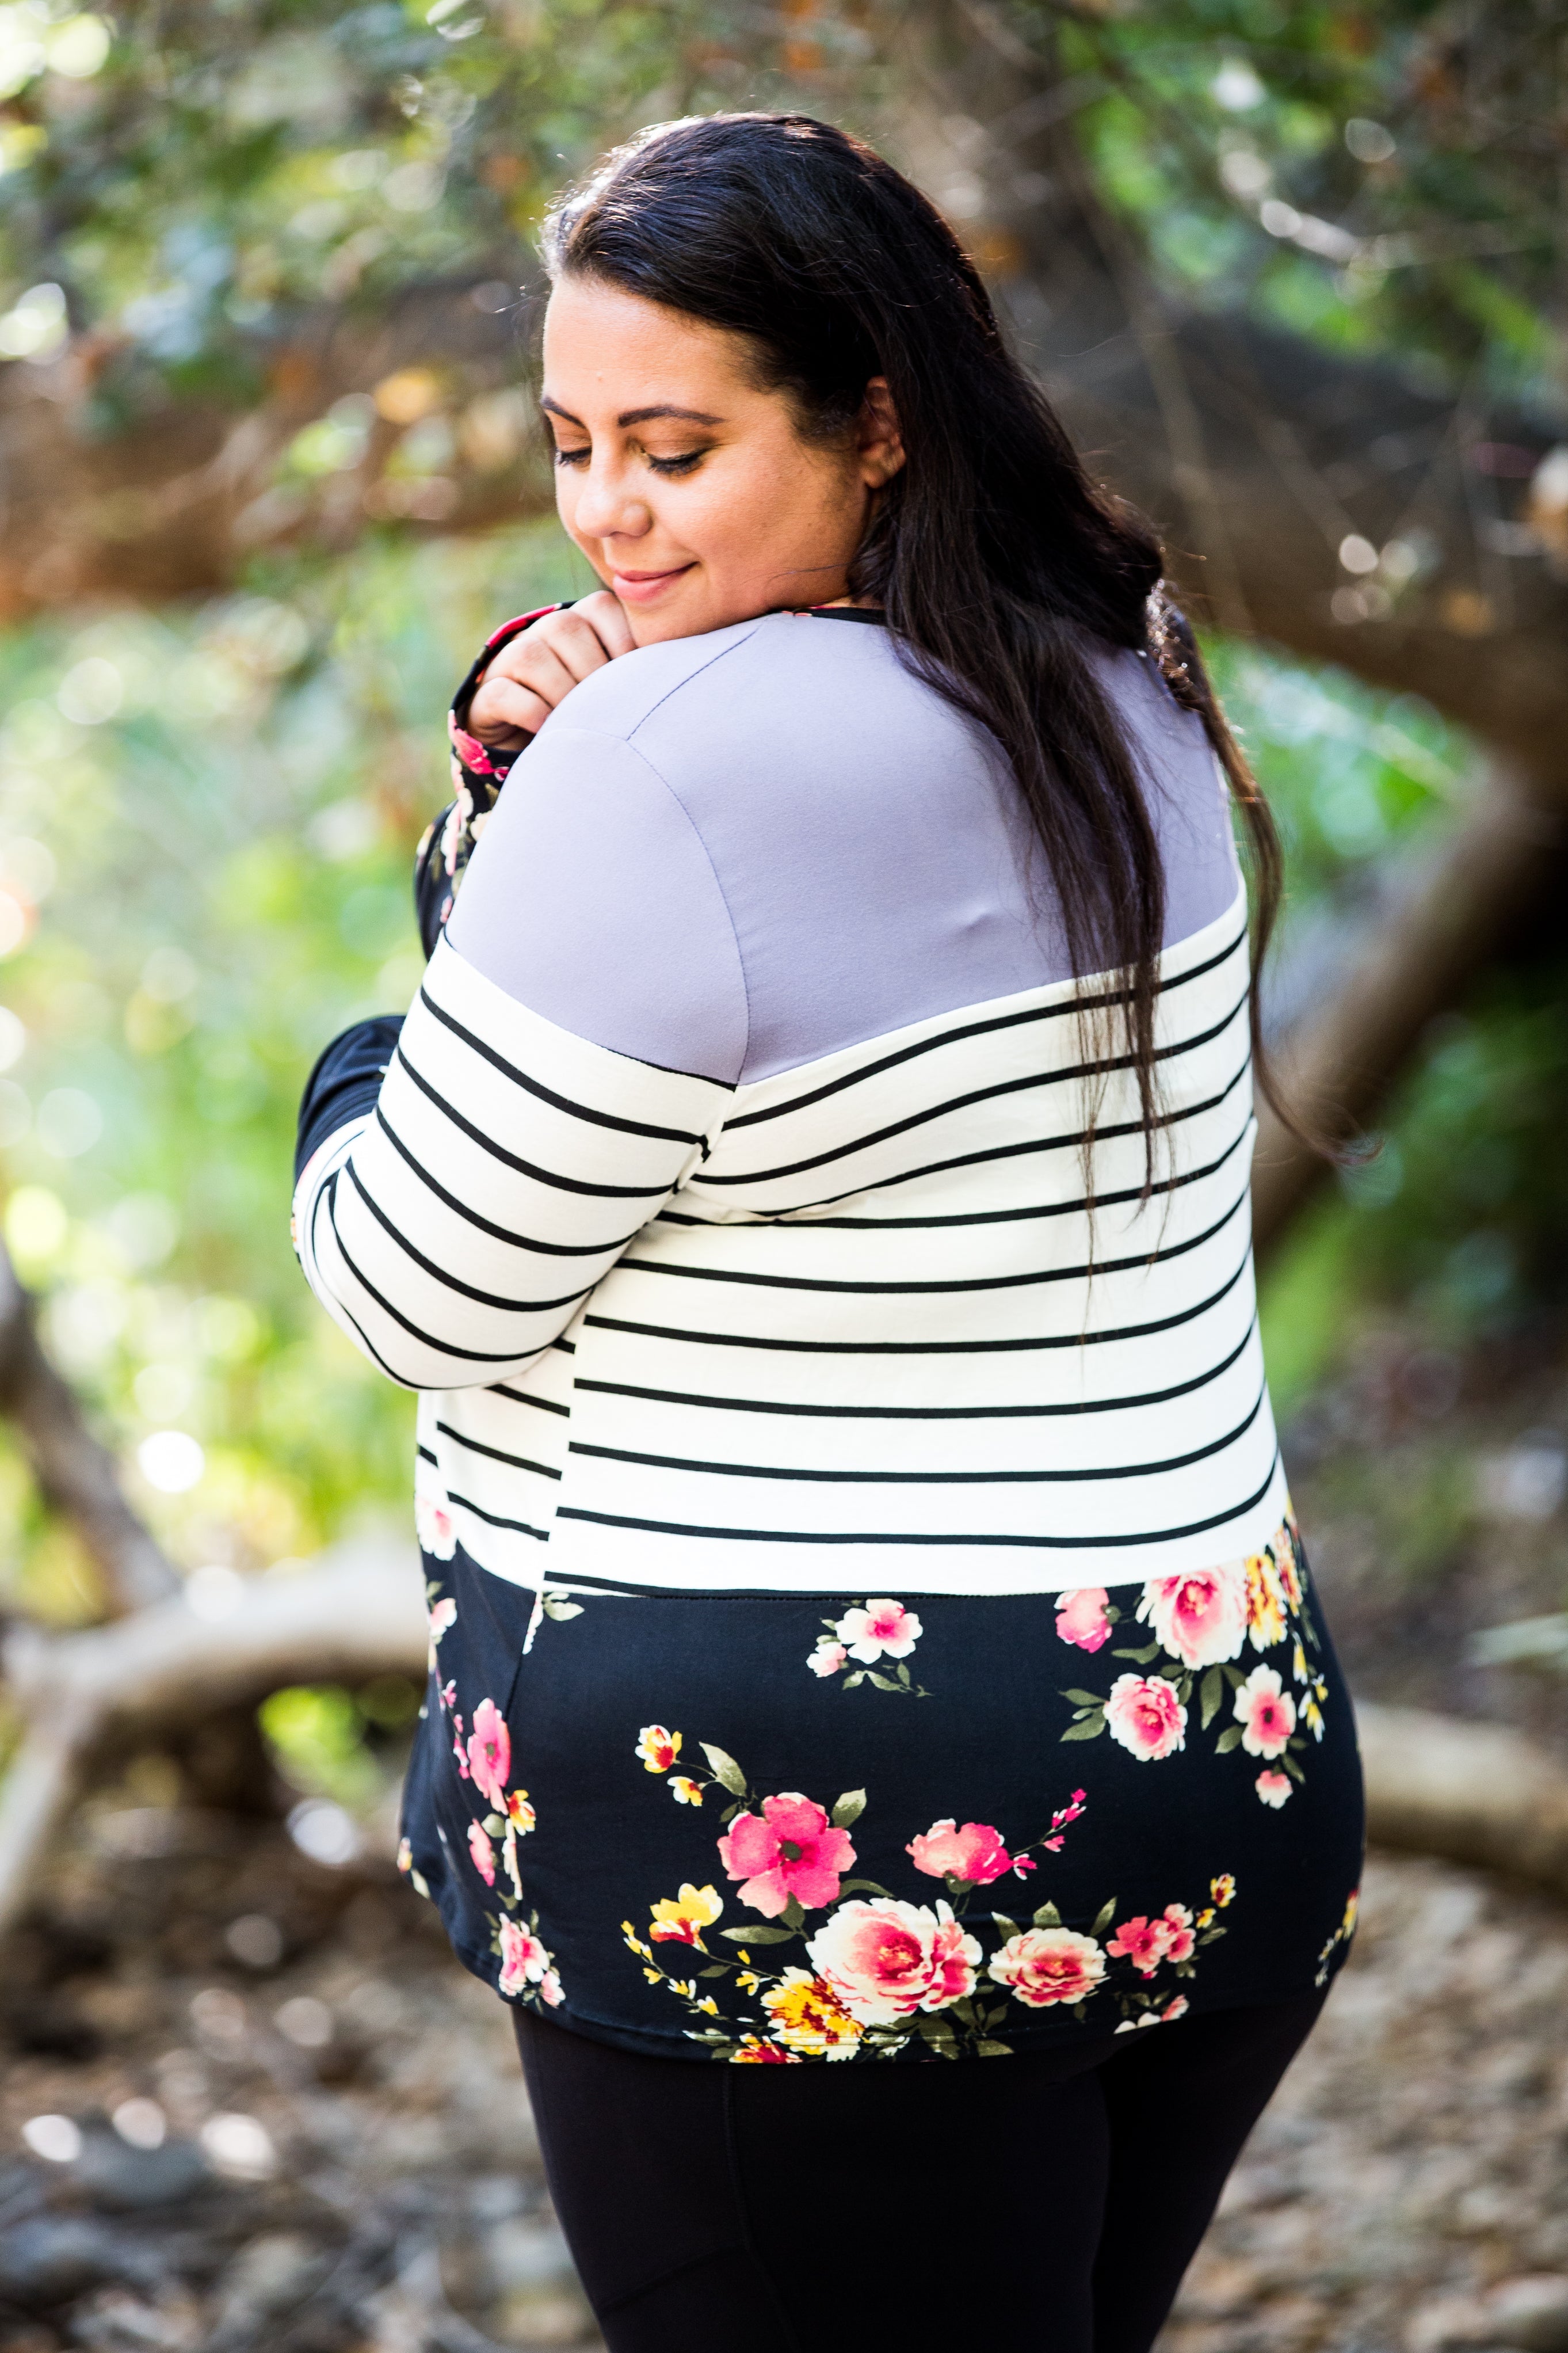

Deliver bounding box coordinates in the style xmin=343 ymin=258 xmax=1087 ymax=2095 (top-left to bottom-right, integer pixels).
xmin=453 ymin=1954 xmax=1349 ymax=2062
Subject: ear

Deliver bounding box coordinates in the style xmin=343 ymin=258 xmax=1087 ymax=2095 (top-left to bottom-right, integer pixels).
xmin=856 ymin=376 xmax=906 ymax=489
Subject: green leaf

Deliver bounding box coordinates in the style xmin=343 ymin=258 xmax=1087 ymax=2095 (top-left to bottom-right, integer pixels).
xmin=1032 ymin=1901 xmax=1063 ymax=1929
xmin=975 ymin=2039 xmax=1013 ymax=2057
xmin=1175 ymin=1675 xmax=1193 ymax=1705
xmin=867 ymin=1672 xmax=901 ymax=1691
xmin=698 ymin=1964 xmax=731 ymax=1978
xmin=914 ymin=2012 xmax=956 ymax=2049
xmin=1112 ymin=1642 xmax=1162 ymax=1666
xmin=720 ymin=1924 xmax=795 ymax=1944
xmin=840 ymin=1878 xmax=896 ymax=1899
xmin=1220 ymin=1663 xmax=1247 ymax=1689
xmin=719 ymin=1802 xmax=742 ymax=1825
xmin=895 ymin=1664 xmax=911 ymax=1685
xmin=699 ymin=1742 xmax=747 ymax=1796
xmin=830 ymin=1789 xmax=867 ymax=1829
xmin=1061 ymin=1715 xmax=1107 ymax=1741
xmin=1197 ymin=1926 xmax=1226 ymax=1945
xmin=991 ymin=1913 xmax=1023 ymax=1942
xmin=1283 ymin=1753 xmax=1306 ymax=1781
xmin=1199 ymin=1666 xmax=1223 ymax=1730
xmin=781 ymin=1896 xmax=806 ymax=1932
xmin=1103 ymin=1603 xmax=1122 ymax=1623
xmin=1214 ymin=1724 xmax=1245 ymax=1754
xmin=481 ymin=1814 xmax=506 ymax=1836
xmin=1090 ymin=1898 xmax=1117 ymax=1937
xmin=1062 ymin=1688 xmax=1107 ymax=1706
xmin=842 ymin=1672 xmax=865 ymax=1690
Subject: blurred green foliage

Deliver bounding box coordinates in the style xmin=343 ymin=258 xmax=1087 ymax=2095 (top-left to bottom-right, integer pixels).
xmin=0 ymin=515 xmax=593 ymax=1620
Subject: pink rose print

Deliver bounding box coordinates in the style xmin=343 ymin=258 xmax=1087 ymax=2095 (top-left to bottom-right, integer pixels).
xmin=1104 ymin=1673 xmax=1188 ymax=1762
xmin=987 ymin=1925 xmax=1106 ymax=2009
xmin=1137 ymin=1562 xmax=1247 ymax=1670
xmin=466 ymin=1698 xmax=511 ymax=1808
xmin=415 ymin=1490 xmax=457 ymax=1562
xmin=426 ymin=1595 xmax=456 ymax=1672
xmin=466 ymin=1821 xmax=496 ymax=1886
xmin=834 ymin=1599 xmax=922 ymax=1663
xmin=808 ymin=1640 xmax=848 ymax=1678
xmin=806 ymin=1897 xmax=980 ymax=2025
xmin=1162 ymin=1996 xmax=1190 ymax=2021
xmin=497 ymin=1918 xmax=550 ymax=1997
xmin=1159 ymin=1902 xmax=1196 ymax=1964
xmin=1234 ymin=1665 xmax=1296 ymax=1758
xmin=1256 ymin=1769 xmax=1292 ymax=1808
xmin=1055 ymin=1587 xmax=1112 ymax=1653
xmin=906 ymin=1819 xmax=1033 ymax=1886
xmin=1106 ymin=1915 xmax=1173 ymax=1975
xmin=540 ymin=1968 xmax=564 ymax=2008
xmin=717 ymin=1793 xmax=856 ymax=1919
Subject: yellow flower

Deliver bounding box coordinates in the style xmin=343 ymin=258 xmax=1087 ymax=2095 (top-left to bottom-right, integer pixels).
xmin=1304 ymin=1696 xmax=1325 ymax=1742
xmin=643 ymin=1967 xmax=662 ymax=1984
xmin=698 ymin=1996 xmax=719 ymax=2015
xmin=649 ymin=1882 xmax=724 ymax=1948
xmin=737 ymin=1971 xmax=761 ymax=1994
xmin=1341 ymin=1887 xmax=1359 ymax=1935
xmin=507 ymin=1790 xmax=537 ymax=1834
xmin=1291 ymin=1640 xmax=1308 ymax=1684
xmin=761 ymin=1969 xmax=864 ymax=2059
xmin=1210 ymin=1874 xmax=1237 ymax=1909
xmin=1245 ymin=1552 xmax=1287 ymax=1652
xmin=669 ymin=1775 xmax=704 ymax=1806
xmin=1195 ymin=1908 xmax=1215 ymax=1931
xmin=635 ymin=1724 xmax=682 ymax=1773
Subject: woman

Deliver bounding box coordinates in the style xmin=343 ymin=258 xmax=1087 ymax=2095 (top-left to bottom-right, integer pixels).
xmin=294 ymin=112 xmax=1363 ymax=2353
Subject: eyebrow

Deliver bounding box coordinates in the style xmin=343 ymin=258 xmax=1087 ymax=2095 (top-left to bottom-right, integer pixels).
xmin=541 ymin=398 xmax=724 ymax=429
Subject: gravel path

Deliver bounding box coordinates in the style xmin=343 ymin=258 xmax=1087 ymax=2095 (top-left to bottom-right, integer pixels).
xmin=3 ymin=1817 xmax=1566 ymax=2351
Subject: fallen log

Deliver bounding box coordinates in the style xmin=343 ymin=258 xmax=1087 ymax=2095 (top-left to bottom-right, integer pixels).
xmin=1357 ymin=1699 xmax=1568 ymax=1899
xmin=0 ymin=1535 xmax=428 ymax=1937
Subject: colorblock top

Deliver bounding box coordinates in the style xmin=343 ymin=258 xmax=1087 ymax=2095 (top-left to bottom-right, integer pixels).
xmin=293 ymin=610 xmax=1284 ymax=1596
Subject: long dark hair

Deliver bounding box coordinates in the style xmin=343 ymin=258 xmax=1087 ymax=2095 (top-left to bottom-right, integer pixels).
xmin=543 ymin=112 xmax=1293 ymax=1168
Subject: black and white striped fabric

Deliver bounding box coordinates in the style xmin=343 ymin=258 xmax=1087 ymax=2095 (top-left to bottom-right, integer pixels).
xmin=294 ymin=884 xmax=1284 ymax=1597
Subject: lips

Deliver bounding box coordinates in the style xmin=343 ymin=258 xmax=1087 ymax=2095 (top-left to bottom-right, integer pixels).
xmin=610 ymin=562 xmax=695 ymax=605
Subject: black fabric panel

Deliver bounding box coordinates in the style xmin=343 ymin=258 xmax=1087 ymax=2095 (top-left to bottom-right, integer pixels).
xmin=295 ymin=1015 xmax=404 ymax=1180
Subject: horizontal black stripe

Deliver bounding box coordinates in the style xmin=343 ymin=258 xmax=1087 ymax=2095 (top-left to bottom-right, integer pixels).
xmin=344 ymin=1159 xmax=593 ymax=1316
xmin=304 ymin=1182 xmax=429 ymax=1391
xmin=554 ymin=1449 xmax=1282 ymax=1550
xmin=701 ymin=986 xmax=1249 ymax=1189
xmin=582 ymin=1248 xmax=1249 ymax=1356
xmin=616 ymin=1181 xmax=1246 ymax=1299
xmin=434 ymin=1419 xmax=563 ymax=1479
xmin=418 ymin=980 xmax=715 ymax=1144
xmin=569 ymin=1313 xmax=1258 ymax=1420
xmin=493 ymin=1383 xmax=572 ymax=1417
xmin=655 ymin=1115 xmax=1250 ymax=1234
xmin=566 ymin=1380 xmax=1266 ymax=1486
xmin=395 ymin=1045 xmax=676 ymax=1202
xmin=376 ymin=1105 xmax=646 ymax=1258
xmin=724 ymin=919 xmax=1249 ymax=1130
xmin=446 ymin=1486 xmax=551 ymax=1541
xmin=322 ymin=1183 xmax=559 ymax=1369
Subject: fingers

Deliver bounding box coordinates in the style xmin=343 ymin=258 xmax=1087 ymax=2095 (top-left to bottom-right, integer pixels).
xmin=464 ymin=593 xmax=634 ymax=745
xmin=467 ymin=673 xmax=555 ymax=742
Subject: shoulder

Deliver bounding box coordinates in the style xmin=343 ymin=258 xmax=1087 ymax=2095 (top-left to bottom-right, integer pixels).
xmin=529 ymin=614 xmax=771 ymax=747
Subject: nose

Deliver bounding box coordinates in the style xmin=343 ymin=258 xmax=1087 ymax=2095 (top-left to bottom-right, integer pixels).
xmin=571 ymin=457 xmax=650 ymax=545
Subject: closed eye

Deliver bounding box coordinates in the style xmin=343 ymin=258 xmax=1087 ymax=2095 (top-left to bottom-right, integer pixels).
xmin=551 ymin=443 xmax=590 ymax=468
xmin=646 ymin=450 xmax=707 ymax=477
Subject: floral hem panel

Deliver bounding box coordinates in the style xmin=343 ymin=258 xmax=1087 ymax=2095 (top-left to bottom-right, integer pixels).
xmin=398 ymin=1514 xmax=1364 ymax=2062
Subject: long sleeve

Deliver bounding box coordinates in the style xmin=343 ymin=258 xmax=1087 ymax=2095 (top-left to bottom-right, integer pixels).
xmin=292 ymin=936 xmax=734 ymax=1389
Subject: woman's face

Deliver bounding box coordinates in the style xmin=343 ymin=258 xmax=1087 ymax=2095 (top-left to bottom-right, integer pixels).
xmin=540 ymin=273 xmax=903 ymax=645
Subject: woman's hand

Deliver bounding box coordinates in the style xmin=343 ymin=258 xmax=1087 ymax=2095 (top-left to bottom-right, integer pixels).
xmin=466 ymin=590 xmax=636 ymax=747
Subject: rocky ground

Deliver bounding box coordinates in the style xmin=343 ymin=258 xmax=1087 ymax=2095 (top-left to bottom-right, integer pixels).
xmin=3 ymin=1316 xmax=1567 ymax=2350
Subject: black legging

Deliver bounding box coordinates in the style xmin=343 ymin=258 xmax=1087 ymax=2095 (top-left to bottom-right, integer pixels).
xmin=514 ymin=1991 xmax=1325 ymax=2352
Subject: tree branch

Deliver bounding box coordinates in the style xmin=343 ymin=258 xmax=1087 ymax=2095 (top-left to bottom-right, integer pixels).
xmin=0 ymin=1242 xmax=181 ymax=1615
